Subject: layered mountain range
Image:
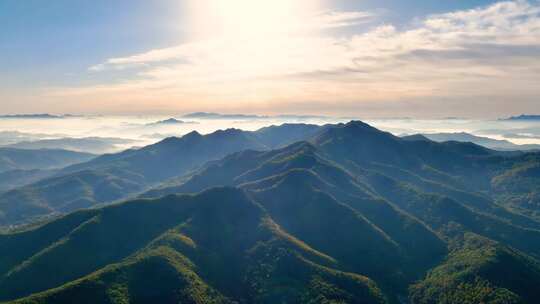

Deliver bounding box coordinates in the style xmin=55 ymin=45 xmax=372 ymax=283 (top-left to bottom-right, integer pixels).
xmin=1 ymin=121 xmax=540 ymax=303
xmin=0 ymin=148 xmax=96 ymax=192
xmin=403 ymin=132 xmax=540 ymax=151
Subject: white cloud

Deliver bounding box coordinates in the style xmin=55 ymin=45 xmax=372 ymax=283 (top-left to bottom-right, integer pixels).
xmin=58 ymin=1 xmax=540 ymax=117
xmin=313 ymin=11 xmax=376 ymax=29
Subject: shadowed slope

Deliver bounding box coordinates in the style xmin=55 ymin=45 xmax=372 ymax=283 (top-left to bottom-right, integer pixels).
xmin=0 ymin=124 xmax=328 ymax=227
xmin=0 ymin=148 xmax=95 ymax=173
xmin=0 ymin=129 xmax=265 ymax=226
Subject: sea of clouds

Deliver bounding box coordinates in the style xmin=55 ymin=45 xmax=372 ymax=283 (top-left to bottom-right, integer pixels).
xmin=0 ymin=114 xmax=539 ymax=154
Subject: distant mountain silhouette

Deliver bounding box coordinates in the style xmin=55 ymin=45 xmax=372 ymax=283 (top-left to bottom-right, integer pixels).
xmin=253 ymin=123 xmax=323 ymax=148
xmin=7 ymin=137 xmax=137 ymax=154
xmin=182 ymin=112 xmax=266 ymax=119
xmin=182 ymin=112 xmax=328 ymax=121
xmin=144 ymin=118 xmax=195 ymax=126
xmin=504 ymin=114 xmax=540 ymax=121
xmin=401 ymin=134 xmax=432 ymax=142
xmin=0 ymin=148 xmax=94 ymax=173
xmin=0 ymin=114 xmax=64 ymax=119
xmin=408 ymin=132 xmax=540 ymax=151
xmin=0 ymin=124 xmax=322 ymax=226
xmin=0 ymin=131 xmax=60 ymax=147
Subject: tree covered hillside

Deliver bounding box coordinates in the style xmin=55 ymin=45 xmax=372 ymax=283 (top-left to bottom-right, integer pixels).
xmin=1 ymin=121 xmax=540 ymax=303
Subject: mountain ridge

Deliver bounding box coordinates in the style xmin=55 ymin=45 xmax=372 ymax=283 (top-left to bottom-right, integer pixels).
xmin=1 ymin=120 xmax=540 ymax=302
xmin=0 ymin=124 xmax=323 ymax=226
xmin=406 ymin=132 xmax=540 ymax=151
xmin=0 ymin=148 xmax=95 ymax=174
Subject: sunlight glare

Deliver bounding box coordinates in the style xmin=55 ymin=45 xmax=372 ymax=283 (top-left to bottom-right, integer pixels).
xmin=186 ymin=0 xmax=324 ymax=40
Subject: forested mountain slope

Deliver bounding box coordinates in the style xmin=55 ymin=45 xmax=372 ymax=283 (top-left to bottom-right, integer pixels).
xmin=0 ymin=125 xmax=321 ymax=226
xmin=1 ymin=121 xmax=540 ymax=303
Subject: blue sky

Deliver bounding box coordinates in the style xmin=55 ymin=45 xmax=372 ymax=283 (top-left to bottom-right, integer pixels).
xmin=1 ymin=0 xmax=538 ymax=117
xmin=0 ymin=0 xmax=183 ymax=86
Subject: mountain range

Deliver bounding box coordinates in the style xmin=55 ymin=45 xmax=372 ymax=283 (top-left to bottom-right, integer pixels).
xmin=6 ymin=137 xmax=138 ymax=154
xmin=404 ymin=132 xmax=540 ymax=151
xmin=182 ymin=112 xmax=267 ymax=120
xmin=0 ymin=148 xmax=94 ymax=174
xmin=0 ymin=124 xmax=322 ymax=226
xmin=145 ymin=118 xmax=192 ymax=126
xmin=182 ymin=112 xmax=328 ymax=120
xmin=1 ymin=121 xmax=540 ymax=303
xmin=0 ymin=114 xmax=65 ymax=119
xmin=504 ymin=115 xmax=540 ymax=121
xmin=0 ymin=148 xmax=96 ymax=193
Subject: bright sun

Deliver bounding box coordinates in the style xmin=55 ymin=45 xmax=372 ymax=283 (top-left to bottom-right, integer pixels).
xmin=186 ymin=0 xmax=324 ymax=40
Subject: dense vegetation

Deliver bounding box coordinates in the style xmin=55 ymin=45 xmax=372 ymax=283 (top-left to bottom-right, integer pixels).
xmin=0 ymin=188 xmax=386 ymax=304
xmin=1 ymin=121 xmax=540 ymax=303
xmin=410 ymin=233 xmax=540 ymax=304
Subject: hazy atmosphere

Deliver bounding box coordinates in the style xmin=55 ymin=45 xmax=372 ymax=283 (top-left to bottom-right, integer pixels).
xmin=2 ymin=0 xmax=539 ymax=117
xmin=1 ymin=1 xmax=540 ymax=304
xmin=1 ymin=115 xmax=540 ymax=153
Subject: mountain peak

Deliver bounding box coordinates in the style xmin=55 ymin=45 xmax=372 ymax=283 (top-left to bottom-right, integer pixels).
xmin=316 ymin=120 xmax=395 ymax=141
xmin=342 ymin=120 xmax=382 ymax=132
xmin=183 ymin=130 xmax=202 ymax=138
xmin=505 ymin=114 xmax=540 ymax=121
xmin=212 ymin=128 xmax=244 ymax=135
xmin=402 ymin=134 xmax=432 ymax=142
xmin=156 ymin=131 xmax=202 ymax=146
xmin=146 ymin=118 xmax=187 ymax=126
xmin=345 ymin=120 xmax=371 ymax=127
